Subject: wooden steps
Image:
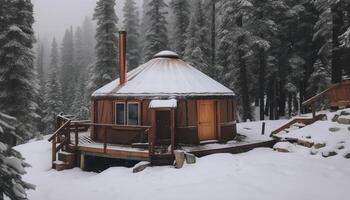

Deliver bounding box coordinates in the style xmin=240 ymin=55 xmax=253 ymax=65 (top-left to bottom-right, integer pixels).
xmin=52 ymin=151 xmax=76 ymax=171
xmin=271 ymin=114 xmax=326 ymax=137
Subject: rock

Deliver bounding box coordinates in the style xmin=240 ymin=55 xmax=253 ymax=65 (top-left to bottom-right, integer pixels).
xmin=310 ymin=148 xmax=319 ymax=155
xmin=313 ymin=143 xmax=326 ymax=149
xmin=344 ymin=153 xmax=350 ymax=159
xmin=275 ymin=148 xmax=290 ymax=153
xmin=332 ymin=114 xmax=339 ymax=122
xmin=337 ymin=145 xmax=345 ymax=150
xmin=305 ymin=136 xmax=312 ymax=139
xmin=322 ymin=151 xmax=337 ymax=158
xmin=329 ymin=127 xmax=341 ymax=132
xmin=340 ymin=111 xmax=350 ymax=116
xmin=184 ymin=153 xmax=196 ymax=164
xmin=132 ymin=161 xmax=150 ymax=173
xmin=348 ymin=127 xmax=350 ymax=131
xmin=273 ymin=142 xmax=293 ymax=152
xmin=297 ymin=139 xmax=314 ymax=148
xmin=174 ymin=150 xmax=185 ymax=169
xmin=337 ymin=116 xmax=350 ymax=125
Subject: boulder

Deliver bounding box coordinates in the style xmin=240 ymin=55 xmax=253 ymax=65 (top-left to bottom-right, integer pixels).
xmin=322 ymin=151 xmax=337 ymax=158
xmin=273 ymin=142 xmax=293 ymax=152
xmin=184 ymin=153 xmax=196 ymax=164
xmin=337 ymin=116 xmax=350 ymax=125
xmin=297 ymin=139 xmax=314 ymax=148
xmin=344 ymin=153 xmax=350 ymax=159
xmin=329 ymin=127 xmax=341 ymax=132
xmin=174 ymin=150 xmax=185 ymax=169
xmin=340 ymin=111 xmax=350 ymax=116
xmin=132 ymin=161 xmax=150 ymax=173
xmin=313 ymin=143 xmax=326 ymax=149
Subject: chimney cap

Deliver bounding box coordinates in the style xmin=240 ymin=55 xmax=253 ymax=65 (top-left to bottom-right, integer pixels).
xmin=153 ymin=50 xmax=179 ymax=59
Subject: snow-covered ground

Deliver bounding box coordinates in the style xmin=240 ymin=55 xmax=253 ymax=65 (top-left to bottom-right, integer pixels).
xmin=15 ymin=111 xmax=350 ymax=200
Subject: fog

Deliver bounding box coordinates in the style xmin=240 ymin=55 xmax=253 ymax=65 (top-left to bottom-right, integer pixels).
xmin=32 ymin=0 xmax=141 ymax=41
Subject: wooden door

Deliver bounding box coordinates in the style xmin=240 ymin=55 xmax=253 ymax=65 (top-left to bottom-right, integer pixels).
xmin=197 ymin=100 xmax=216 ymax=141
xmin=156 ymin=111 xmax=171 ymax=144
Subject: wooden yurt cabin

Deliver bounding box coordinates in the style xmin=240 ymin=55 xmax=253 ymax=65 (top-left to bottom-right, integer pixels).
xmin=89 ymin=32 xmax=237 ymax=163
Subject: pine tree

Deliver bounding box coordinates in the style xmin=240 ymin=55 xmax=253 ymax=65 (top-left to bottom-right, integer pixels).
xmin=143 ymin=0 xmax=168 ymax=61
xmin=0 ymin=0 xmax=39 ymax=140
xmin=216 ymin=0 xmax=254 ymax=121
xmin=183 ymin=0 xmax=208 ymax=73
xmin=81 ymin=16 xmax=95 ymax=66
xmin=35 ymin=40 xmax=46 ymax=133
xmin=43 ymin=39 xmax=63 ymax=134
xmin=0 ymin=112 xmax=35 ymax=200
xmin=123 ymin=0 xmax=141 ymax=70
xmin=60 ymin=28 xmax=75 ymax=112
xmin=313 ymin=0 xmax=350 ymax=83
xmin=140 ymin=0 xmax=150 ymax=62
xmin=169 ymin=0 xmax=190 ymax=56
xmin=88 ymin=0 xmax=118 ymax=95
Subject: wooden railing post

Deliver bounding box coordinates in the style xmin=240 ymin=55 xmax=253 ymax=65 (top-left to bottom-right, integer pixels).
xmin=52 ymin=138 xmax=56 ymax=163
xmin=103 ymin=127 xmax=107 ymax=153
xmin=75 ymin=123 xmax=79 ymax=147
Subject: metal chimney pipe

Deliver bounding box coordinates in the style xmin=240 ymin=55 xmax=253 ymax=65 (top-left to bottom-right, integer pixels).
xmin=119 ymin=31 xmax=127 ymax=85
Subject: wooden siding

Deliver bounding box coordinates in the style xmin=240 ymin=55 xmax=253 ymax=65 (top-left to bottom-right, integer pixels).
xmin=91 ymin=98 xmax=237 ymax=145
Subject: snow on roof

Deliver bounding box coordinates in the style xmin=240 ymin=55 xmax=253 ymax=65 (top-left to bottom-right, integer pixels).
xmin=149 ymin=99 xmax=177 ymax=109
xmin=92 ymin=51 xmax=235 ymax=97
xmin=153 ymin=50 xmax=179 ymax=58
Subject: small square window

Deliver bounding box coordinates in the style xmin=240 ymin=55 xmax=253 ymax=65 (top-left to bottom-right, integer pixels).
xmin=115 ymin=103 xmax=125 ymax=125
xmin=127 ymin=103 xmax=139 ymax=125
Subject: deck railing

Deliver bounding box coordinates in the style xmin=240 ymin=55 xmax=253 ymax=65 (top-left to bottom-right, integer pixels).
xmin=48 ymin=114 xmax=151 ymax=164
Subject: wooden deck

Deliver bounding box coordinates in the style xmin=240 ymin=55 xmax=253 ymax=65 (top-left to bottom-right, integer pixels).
xmin=70 ymin=132 xmax=150 ymax=161
xmin=71 ymin=131 xmax=276 ymax=161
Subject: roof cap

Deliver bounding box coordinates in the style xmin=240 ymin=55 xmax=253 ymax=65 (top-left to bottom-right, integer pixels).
xmin=153 ymin=51 xmax=179 ymax=59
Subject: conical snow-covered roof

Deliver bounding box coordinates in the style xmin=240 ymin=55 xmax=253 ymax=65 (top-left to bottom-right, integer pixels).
xmin=92 ymin=51 xmax=235 ymax=98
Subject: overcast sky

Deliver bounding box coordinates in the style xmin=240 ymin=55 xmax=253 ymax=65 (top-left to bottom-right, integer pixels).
xmin=31 ymin=0 xmax=140 ymax=42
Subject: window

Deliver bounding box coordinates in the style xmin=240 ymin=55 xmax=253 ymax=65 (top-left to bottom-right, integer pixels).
xmin=127 ymin=103 xmax=139 ymax=125
xmin=115 ymin=102 xmax=140 ymax=126
xmin=115 ymin=103 xmax=125 ymax=125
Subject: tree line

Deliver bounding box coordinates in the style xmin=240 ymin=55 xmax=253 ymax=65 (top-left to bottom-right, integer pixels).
xmin=2 ymin=0 xmax=350 ymax=142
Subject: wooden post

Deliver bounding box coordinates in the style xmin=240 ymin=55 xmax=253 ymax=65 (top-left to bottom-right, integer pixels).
xmin=103 ymin=127 xmax=107 ymax=153
xmin=80 ymin=153 xmax=85 ymax=170
xmin=311 ymin=104 xmax=316 ymax=119
xmin=170 ymin=109 xmax=175 ymax=154
xmin=52 ymin=138 xmax=56 ymax=163
xmin=216 ymin=100 xmax=221 ymax=140
xmin=261 ymin=122 xmax=265 ymax=135
xmin=75 ymin=123 xmax=79 ymax=147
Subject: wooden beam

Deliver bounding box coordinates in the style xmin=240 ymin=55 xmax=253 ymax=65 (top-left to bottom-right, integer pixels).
xmin=171 ymin=109 xmax=175 ymax=154
xmin=216 ymin=100 xmax=221 ymax=140
xmin=80 ymin=153 xmax=85 ymax=170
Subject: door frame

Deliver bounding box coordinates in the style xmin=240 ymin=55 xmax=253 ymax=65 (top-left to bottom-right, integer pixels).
xmin=150 ymin=108 xmax=175 ymax=154
xmin=197 ymin=100 xmax=221 ymax=142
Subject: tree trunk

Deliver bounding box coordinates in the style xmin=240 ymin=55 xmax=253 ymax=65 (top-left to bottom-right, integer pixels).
xmin=331 ymin=3 xmax=344 ymax=83
xmin=288 ymin=93 xmax=292 ymax=117
xmin=236 ymin=15 xmax=251 ymax=121
xmin=211 ymin=0 xmax=216 ymax=67
xmin=258 ymin=48 xmax=266 ymax=120
xmin=278 ymin=80 xmax=286 ymax=118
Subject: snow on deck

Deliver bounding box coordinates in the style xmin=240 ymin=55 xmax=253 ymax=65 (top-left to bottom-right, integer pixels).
xmin=92 ymin=51 xmax=235 ymax=97
xmin=72 ymin=131 xmax=148 ymax=153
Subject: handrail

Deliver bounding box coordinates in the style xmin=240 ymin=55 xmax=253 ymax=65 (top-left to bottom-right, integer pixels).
xmin=271 ymin=114 xmax=325 ymax=136
xmin=48 ymin=120 xmax=71 ymax=142
xmin=302 ymin=80 xmax=350 ymax=106
xmin=79 ymin=122 xmax=151 ymax=129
